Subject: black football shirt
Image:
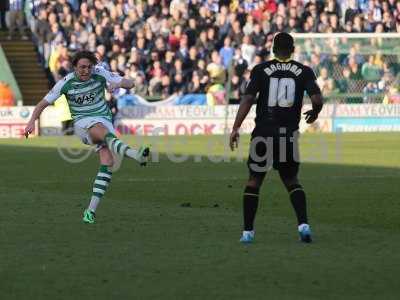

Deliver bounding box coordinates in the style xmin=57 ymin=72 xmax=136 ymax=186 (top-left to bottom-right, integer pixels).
xmin=245 ymin=59 xmax=321 ymax=132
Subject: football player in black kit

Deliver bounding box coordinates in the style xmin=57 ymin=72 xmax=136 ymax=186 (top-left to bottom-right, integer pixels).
xmin=230 ymin=32 xmax=323 ymax=243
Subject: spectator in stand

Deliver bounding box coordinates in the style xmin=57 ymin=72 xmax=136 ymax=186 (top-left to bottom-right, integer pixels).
xmin=148 ymin=68 xmax=163 ymax=97
xmin=219 ymin=36 xmax=234 ymax=68
xmin=344 ymin=45 xmax=365 ymax=66
xmin=0 ymin=0 xmax=9 ymax=31
xmin=232 ymin=47 xmax=248 ymax=78
xmin=206 ymin=50 xmax=226 ymax=85
xmin=187 ymin=71 xmax=206 ymax=94
xmin=58 ymin=59 xmax=72 ymax=79
xmin=216 ymin=9 xmax=230 ymax=41
xmin=241 ymin=35 xmax=256 ymax=66
xmin=348 ymin=57 xmax=362 ymax=81
xmin=176 ymin=35 xmax=189 ymax=63
xmin=171 ymin=72 xmax=186 ymax=96
xmin=114 ymin=30 xmax=129 ymax=53
xmin=324 ymin=0 xmax=341 ymax=17
xmin=48 ymin=44 xmax=65 ymax=80
xmin=329 ymin=14 xmax=342 ymax=32
xmin=132 ymin=72 xmax=148 ymax=98
xmin=383 ymin=76 xmax=400 ymax=104
xmin=378 ymin=71 xmax=395 ymax=92
xmin=243 ymin=14 xmax=255 ymax=36
xmin=185 ymin=18 xmax=198 ymax=47
xmin=361 ymin=55 xmax=383 ymax=82
xmin=317 ymin=67 xmax=335 ymax=96
xmin=109 ymin=58 xmax=119 ymax=75
xmin=54 ymin=46 xmax=70 ymax=79
xmin=6 ymin=0 xmax=28 ymax=40
xmin=336 ymin=67 xmax=352 ymax=94
xmin=116 ymin=54 xmax=127 ymax=74
xmin=96 ymin=45 xmax=110 ymax=70
xmin=68 ymin=33 xmax=82 ymax=53
xmin=251 ymin=22 xmax=266 ymax=49
xmin=344 ymin=0 xmax=361 ymax=24
xmin=228 ymin=20 xmax=244 ymax=47
xmin=343 ymin=18 xmax=353 ymax=33
xmin=148 ymin=60 xmax=164 ymax=80
xmin=318 ymin=13 xmax=330 ymax=32
xmin=181 ymin=47 xmax=195 ymax=76
xmin=34 ymin=9 xmax=51 ymax=65
xmin=204 ymin=0 xmax=219 ymax=13
xmin=363 ymin=82 xmax=379 ymax=103
xmin=310 ymin=52 xmax=323 ymax=75
xmin=195 ymin=59 xmax=210 ymax=87
xmin=168 ymin=24 xmax=183 ymax=51
xmin=60 ymin=6 xmax=74 ymax=35
xmin=169 ymin=58 xmax=186 ymax=80
xmin=30 ymin=0 xmax=400 ymax=103
xmin=271 ymin=14 xmax=286 ymax=32
xmin=0 ymin=81 xmax=15 ymax=106
xmin=158 ymin=74 xmax=170 ymax=98
xmin=353 ymin=14 xmax=364 ymax=32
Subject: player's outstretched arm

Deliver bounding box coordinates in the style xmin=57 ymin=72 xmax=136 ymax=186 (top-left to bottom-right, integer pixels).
xmin=119 ymin=78 xmax=135 ymax=89
xmin=24 ymin=99 xmax=50 ymax=138
xmin=96 ymin=66 xmax=135 ymax=91
xmin=108 ymin=78 xmax=135 ymax=91
xmin=230 ymin=94 xmax=255 ymax=151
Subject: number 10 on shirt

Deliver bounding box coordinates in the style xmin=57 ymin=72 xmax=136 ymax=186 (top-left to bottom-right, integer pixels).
xmin=268 ymin=77 xmax=296 ymax=107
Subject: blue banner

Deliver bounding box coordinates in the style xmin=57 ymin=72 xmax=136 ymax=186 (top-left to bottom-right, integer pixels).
xmin=117 ymin=94 xmax=207 ymax=108
xmin=333 ymin=117 xmax=400 ymax=132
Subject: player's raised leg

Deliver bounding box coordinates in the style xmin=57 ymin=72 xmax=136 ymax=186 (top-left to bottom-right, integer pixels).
xmin=89 ymin=123 xmax=150 ymax=165
xmin=278 ymin=167 xmax=312 ymax=243
xmin=83 ymin=147 xmax=113 ymax=224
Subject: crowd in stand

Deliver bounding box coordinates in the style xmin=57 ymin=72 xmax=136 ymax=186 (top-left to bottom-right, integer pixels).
xmin=7 ymin=0 xmax=400 ymax=103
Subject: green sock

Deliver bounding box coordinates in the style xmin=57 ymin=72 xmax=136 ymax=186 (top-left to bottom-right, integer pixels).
xmin=104 ymin=132 xmax=139 ymax=160
xmin=88 ymin=165 xmax=112 ymax=212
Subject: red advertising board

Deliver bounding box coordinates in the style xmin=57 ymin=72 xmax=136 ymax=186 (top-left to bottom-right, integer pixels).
xmin=0 ymin=107 xmax=38 ymax=138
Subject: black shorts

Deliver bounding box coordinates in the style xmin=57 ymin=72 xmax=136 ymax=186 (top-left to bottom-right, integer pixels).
xmin=247 ymin=129 xmax=300 ymax=178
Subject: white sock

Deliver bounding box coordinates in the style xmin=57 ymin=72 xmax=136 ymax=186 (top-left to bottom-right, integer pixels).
xmin=298 ymin=223 xmax=310 ymax=231
xmin=243 ymin=230 xmax=255 ymax=236
xmin=88 ymin=196 xmax=100 ymax=212
xmin=125 ymin=148 xmax=139 ymax=160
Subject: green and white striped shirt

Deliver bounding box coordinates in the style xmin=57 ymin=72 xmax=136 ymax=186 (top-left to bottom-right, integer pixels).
xmin=44 ymin=66 xmax=122 ymax=122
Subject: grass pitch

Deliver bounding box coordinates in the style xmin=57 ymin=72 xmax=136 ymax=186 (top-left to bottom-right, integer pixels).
xmin=0 ymin=133 xmax=399 ymax=299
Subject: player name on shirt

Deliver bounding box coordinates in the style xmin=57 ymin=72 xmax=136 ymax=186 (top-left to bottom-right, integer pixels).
xmin=264 ymin=62 xmax=303 ymax=77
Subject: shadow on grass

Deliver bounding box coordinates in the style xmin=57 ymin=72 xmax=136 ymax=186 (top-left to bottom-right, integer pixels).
xmin=1 ymin=143 xmax=400 ymax=299
xmin=1 ymin=143 xmax=399 ymax=228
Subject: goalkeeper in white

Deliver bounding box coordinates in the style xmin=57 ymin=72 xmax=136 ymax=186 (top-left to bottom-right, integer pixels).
xmin=24 ymin=50 xmax=150 ymax=224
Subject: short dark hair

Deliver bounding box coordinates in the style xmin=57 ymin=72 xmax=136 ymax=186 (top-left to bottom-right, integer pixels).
xmin=272 ymin=32 xmax=295 ymax=58
xmin=72 ymin=50 xmax=98 ymax=66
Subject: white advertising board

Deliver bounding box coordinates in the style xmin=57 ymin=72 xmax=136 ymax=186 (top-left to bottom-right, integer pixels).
xmin=40 ymin=106 xmax=63 ymax=135
xmin=116 ymin=105 xmax=332 ymax=135
xmin=0 ymin=107 xmax=38 ymax=138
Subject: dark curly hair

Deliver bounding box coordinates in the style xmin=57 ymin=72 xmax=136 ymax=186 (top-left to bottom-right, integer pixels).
xmin=72 ymin=50 xmax=98 ymax=66
xmin=272 ymin=32 xmax=295 ymax=58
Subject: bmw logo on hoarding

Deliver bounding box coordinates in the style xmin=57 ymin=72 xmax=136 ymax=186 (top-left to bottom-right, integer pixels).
xmin=20 ymin=108 xmax=30 ymax=119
